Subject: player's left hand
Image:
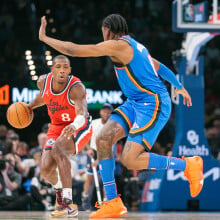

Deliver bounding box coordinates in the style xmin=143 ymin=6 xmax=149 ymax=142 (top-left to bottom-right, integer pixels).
xmin=173 ymin=87 xmax=192 ymax=107
xmin=39 ymin=16 xmax=47 ymax=41
xmin=61 ymin=124 xmax=76 ymax=140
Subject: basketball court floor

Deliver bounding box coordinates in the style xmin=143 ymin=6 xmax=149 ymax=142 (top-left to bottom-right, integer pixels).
xmin=0 ymin=211 xmax=219 ymax=220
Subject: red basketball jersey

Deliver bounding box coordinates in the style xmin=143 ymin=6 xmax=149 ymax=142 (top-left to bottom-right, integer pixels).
xmin=42 ymin=73 xmax=81 ymax=125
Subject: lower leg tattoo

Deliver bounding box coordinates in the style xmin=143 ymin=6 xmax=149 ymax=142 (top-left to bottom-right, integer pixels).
xmin=97 ymin=121 xmax=121 ymax=160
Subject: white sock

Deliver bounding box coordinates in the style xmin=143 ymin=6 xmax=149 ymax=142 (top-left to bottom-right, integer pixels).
xmin=63 ymin=188 xmax=72 ymax=200
xmin=52 ymin=169 xmax=62 ymax=189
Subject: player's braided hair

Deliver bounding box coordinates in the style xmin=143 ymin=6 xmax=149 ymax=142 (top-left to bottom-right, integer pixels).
xmin=102 ymin=14 xmax=128 ymax=39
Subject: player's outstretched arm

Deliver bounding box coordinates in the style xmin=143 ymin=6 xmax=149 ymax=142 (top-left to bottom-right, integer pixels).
xmin=27 ymin=75 xmax=46 ymax=110
xmin=152 ymin=58 xmax=192 ymax=107
xmin=39 ymin=16 xmax=121 ymax=58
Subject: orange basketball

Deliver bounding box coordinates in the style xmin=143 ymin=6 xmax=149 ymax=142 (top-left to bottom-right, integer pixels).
xmin=7 ymin=102 xmax=33 ymax=129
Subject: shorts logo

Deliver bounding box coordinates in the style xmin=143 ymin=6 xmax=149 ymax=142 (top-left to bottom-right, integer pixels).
xmin=46 ymin=138 xmax=55 ymax=146
xmin=132 ymin=122 xmax=139 ymax=129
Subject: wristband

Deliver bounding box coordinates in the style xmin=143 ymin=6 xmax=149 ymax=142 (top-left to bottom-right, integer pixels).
xmin=71 ymin=115 xmax=86 ymax=130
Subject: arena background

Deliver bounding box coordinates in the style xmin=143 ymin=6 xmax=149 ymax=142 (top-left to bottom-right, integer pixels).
xmin=0 ymin=0 xmax=220 ymax=218
xmin=0 ymin=0 xmax=219 ymax=151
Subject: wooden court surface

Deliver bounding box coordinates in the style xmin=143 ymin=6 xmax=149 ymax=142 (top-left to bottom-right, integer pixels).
xmin=0 ymin=211 xmax=219 ymax=220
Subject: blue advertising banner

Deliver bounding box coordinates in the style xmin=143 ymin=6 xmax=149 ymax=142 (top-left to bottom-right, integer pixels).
xmin=140 ymin=56 xmax=220 ymax=211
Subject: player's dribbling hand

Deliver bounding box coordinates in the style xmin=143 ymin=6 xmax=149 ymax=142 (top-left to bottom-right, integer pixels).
xmin=173 ymin=87 xmax=192 ymax=107
xmin=61 ymin=124 xmax=76 ymax=140
xmin=39 ymin=16 xmax=47 ymax=41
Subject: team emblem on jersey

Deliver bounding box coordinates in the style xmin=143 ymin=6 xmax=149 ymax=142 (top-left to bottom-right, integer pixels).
xmin=46 ymin=138 xmax=55 ymax=146
xmin=46 ymin=99 xmax=69 ymax=114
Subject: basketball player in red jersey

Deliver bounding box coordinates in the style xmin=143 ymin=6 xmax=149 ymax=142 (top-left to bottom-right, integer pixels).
xmin=27 ymin=55 xmax=92 ymax=217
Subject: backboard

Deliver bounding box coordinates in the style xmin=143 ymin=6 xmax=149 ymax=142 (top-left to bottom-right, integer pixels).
xmin=172 ymin=0 xmax=220 ymax=32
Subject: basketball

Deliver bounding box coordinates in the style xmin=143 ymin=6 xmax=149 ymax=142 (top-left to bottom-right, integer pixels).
xmin=7 ymin=102 xmax=34 ymax=129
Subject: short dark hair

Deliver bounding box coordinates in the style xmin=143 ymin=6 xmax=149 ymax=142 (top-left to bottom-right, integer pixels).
xmin=52 ymin=55 xmax=70 ymax=66
xmin=102 ymin=14 xmax=128 ymax=38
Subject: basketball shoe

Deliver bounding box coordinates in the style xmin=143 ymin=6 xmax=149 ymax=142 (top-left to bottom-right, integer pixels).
xmin=50 ymin=198 xmax=78 ymax=217
xmin=82 ymin=194 xmax=91 ymax=211
xmin=89 ymin=196 xmax=127 ymax=218
xmin=182 ymin=156 xmax=204 ymax=197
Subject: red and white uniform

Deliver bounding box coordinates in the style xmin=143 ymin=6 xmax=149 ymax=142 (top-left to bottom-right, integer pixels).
xmin=42 ymin=72 xmax=92 ymax=153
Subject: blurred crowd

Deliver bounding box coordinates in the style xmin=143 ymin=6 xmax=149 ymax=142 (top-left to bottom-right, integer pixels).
xmin=0 ymin=0 xmax=219 ymax=211
xmin=0 ymin=108 xmax=147 ymax=211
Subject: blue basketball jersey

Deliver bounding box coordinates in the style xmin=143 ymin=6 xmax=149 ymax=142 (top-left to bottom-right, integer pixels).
xmin=114 ymin=36 xmax=168 ymax=101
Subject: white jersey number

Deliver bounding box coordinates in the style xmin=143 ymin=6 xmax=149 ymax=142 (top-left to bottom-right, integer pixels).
xmin=137 ymin=43 xmax=145 ymax=53
xmin=61 ymin=113 xmax=71 ymax=121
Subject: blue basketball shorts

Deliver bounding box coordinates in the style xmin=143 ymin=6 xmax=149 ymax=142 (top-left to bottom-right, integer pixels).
xmin=109 ymin=94 xmax=171 ymax=151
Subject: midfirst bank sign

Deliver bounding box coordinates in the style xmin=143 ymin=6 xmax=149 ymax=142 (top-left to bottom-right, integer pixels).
xmin=12 ymin=87 xmax=123 ymax=105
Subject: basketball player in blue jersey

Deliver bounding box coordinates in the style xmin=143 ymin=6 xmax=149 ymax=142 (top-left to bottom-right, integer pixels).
xmin=39 ymin=14 xmax=204 ymax=218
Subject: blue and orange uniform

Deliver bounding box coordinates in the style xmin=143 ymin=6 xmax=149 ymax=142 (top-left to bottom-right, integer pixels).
xmin=110 ymin=35 xmax=172 ymax=150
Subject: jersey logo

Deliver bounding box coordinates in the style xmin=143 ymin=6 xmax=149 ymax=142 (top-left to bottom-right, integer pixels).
xmin=46 ymin=138 xmax=55 ymax=146
xmin=46 ymin=99 xmax=69 ymax=114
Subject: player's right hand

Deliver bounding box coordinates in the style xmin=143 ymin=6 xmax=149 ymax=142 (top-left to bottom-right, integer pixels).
xmin=39 ymin=16 xmax=47 ymax=41
xmin=173 ymin=87 xmax=192 ymax=107
xmin=61 ymin=124 xmax=76 ymax=140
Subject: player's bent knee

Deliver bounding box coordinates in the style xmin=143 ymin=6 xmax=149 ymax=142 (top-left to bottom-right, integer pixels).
xmin=53 ymin=136 xmax=75 ymax=155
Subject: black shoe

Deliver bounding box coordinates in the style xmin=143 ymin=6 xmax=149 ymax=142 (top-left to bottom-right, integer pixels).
xmin=82 ymin=195 xmax=91 ymax=211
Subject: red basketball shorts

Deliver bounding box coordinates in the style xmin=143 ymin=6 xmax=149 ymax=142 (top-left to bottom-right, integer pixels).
xmin=43 ymin=116 xmax=92 ymax=154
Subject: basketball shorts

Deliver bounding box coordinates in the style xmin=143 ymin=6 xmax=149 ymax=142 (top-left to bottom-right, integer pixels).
xmin=86 ymin=150 xmax=99 ymax=176
xmin=43 ymin=116 xmax=92 ymax=154
xmin=109 ymin=94 xmax=171 ymax=151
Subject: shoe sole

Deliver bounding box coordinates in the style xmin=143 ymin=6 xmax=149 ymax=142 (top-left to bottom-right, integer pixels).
xmin=90 ymin=209 xmax=127 ymax=218
xmin=50 ymin=210 xmax=78 ymax=218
